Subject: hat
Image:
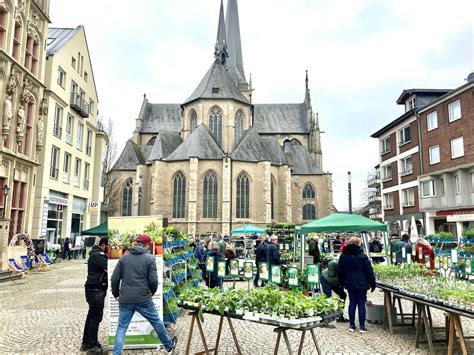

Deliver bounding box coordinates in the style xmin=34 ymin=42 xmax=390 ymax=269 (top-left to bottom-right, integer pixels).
xmin=135 ymin=235 xmax=151 ymax=245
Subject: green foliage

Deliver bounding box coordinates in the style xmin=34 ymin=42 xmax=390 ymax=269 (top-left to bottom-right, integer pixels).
xmin=463 ymin=229 xmax=474 ymax=238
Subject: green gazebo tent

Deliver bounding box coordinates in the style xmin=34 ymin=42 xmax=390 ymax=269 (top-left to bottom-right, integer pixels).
xmin=299 ymin=213 xmax=387 ymax=234
xmin=82 ymin=221 xmax=108 ymax=236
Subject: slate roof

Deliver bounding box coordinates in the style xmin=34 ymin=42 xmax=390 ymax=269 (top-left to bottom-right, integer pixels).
xmin=253 ymin=103 xmax=309 ymax=134
xmin=139 ymin=145 xmax=154 ymax=163
xmin=148 ymin=132 xmax=183 ymax=161
xmin=47 ymin=27 xmax=82 ymax=55
xmin=396 ymin=89 xmax=452 ymax=104
xmin=284 ymin=144 xmax=324 ymax=175
xmin=139 ymin=99 xmax=182 ymax=133
xmin=166 ymin=125 xmax=224 ymax=161
xmin=113 ymin=140 xmax=145 ymax=171
xmin=226 ymin=0 xmax=247 ymax=86
xmin=183 ymin=61 xmax=250 ymax=105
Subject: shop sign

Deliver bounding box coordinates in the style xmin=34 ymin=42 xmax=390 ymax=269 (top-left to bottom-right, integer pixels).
xmin=49 ymin=195 xmax=68 ymax=205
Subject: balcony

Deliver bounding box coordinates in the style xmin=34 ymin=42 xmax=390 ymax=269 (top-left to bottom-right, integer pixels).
xmin=53 ymin=125 xmax=62 ymax=138
xmin=83 ymin=179 xmax=89 ymax=190
xmin=368 ymin=194 xmax=381 ymax=203
xmin=50 ymin=167 xmax=59 ymax=180
xmin=368 ymin=176 xmax=381 ymax=187
xmin=70 ymin=93 xmax=89 ymax=117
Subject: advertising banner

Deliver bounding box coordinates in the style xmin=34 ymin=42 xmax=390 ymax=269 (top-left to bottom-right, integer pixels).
xmin=107 ymin=216 xmax=164 ymax=350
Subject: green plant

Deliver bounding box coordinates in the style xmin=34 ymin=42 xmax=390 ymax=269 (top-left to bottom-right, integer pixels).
xmin=463 ymin=229 xmax=474 ymax=238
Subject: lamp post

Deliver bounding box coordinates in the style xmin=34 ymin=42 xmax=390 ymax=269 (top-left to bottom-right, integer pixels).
xmin=2 ymin=184 xmax=10 ymax=219
xmin=348 ymin=171 xmax=352 ymax=214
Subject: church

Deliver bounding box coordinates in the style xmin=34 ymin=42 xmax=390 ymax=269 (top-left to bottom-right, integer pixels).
xmin=110 ymin=0 xmax=334 ymax=236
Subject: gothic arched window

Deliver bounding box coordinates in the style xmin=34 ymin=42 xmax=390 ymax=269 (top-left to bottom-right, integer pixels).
xmin=203 ymin=170 xmax=218 ymax=218
xmin=236 ymin=172 xmax=250 ymax=219
xmin=302 ymin=183 xmax=316 ymax=199
xmin=303 ymin=204 xmax=316 ymax=220
xmin=189 ymin=110 xmax=197 ymax=134
xmin=234 ymin=110 xmax=244 ymax=146
xmin=271 ymin=176 xmax=275 ymax=220
xmin=172 ymin=171 xmax=186 ymax=218
xmin=209 ymin=106 xmax=223 ymax=146
xmin=122 ymin=179 xmax=133 ymax=216
xmin=147 ymin=136 xmax=157 ymax=145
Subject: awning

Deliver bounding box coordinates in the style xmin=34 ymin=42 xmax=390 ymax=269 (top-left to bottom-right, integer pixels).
xmin=231 ymin=225 xmax=266 ymax=234
xmin=82 ymin=221 xmax=108 ymax=236
xmin=299 ymin=213 xmax=387 ymax=234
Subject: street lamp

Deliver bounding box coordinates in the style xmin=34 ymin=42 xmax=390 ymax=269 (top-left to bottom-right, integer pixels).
xmin=2 ymin=184 xmax=10 ymax=219
xmin=347 ymin=171 xmax=352 ymax=214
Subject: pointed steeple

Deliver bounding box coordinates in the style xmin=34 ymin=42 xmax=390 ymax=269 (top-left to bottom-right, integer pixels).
xmin=226 ymin=0 xmax=247 ymax=87
xmin=214 ymin=0 xmax=228 ymax=65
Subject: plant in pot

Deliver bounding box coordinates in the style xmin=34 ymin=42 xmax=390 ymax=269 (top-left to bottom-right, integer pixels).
xmin=108 ymin=230 xmax=123 ymax=259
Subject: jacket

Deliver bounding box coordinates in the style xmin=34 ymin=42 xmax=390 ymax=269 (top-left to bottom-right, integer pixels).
xmin=339 ymin=241 xmax=347 ymax=253
xmin=225 ymin=247 xmax=236 ymax=260
xmin=415 ymin=242 xmax=435 ymax=270
xmin=322 ymin=260 xmax=339 ymax=287
xmin=393 ymin=240 xmax=412 ymax=264
xmin=194 ymin=244 xmax=206 ymax=263
xmin=308 ymin=240 xmax=321 ymax=263
xmin=111 ymin=245 xmax=158 ymax=304
xmin=205 ymin=250 xmax=222 ymax=288
xmin=338 ymin=244 xmax=376 ymax=291
xmin=218 ymin=240 xmax=226 ymax=257
xmin=265 ymin=243 xmax=281 ymax=266
xmin=85 ymin=245 xmax=108 ymax=290
xmin=255 ymin=241 xmax=268 ymax=263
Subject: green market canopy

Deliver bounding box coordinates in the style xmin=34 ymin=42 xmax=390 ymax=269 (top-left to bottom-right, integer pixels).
xmin=299 ymin=213 xmax=387 ymax=234
xmin=231 ymin=225 xmax=266 ymax=234
xmin=82 ymin=221 xmax=108 ymax=236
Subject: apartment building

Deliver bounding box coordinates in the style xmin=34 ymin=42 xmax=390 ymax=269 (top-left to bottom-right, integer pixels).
xmin=367 ymin=165 xmax=382 ymax=221
xmin=31 ymin=26 xmax=107 ymax=246
xmin=371 ymin=88 xmax=449 ymax=235
xmin=0 ymin=0 xmax=50 ymax=270
xmin=418 ymin=74 xmax=474 ymax=237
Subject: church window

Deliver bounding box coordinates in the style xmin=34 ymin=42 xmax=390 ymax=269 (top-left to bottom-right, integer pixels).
xmin=236 ymin=172 xmax=250 ymax=219
xmin=203 ymin=170 xmax=218 ymax=218
xmin=302 ymin=183 xmax=316 ymax=199
xmin=190 ymin=110 xmax=197 ymax=134
xmin=303 ymin=204 xmax=316 ymax=220
xmin=209 ymin=106 xmax=223 ymax=146
xmin=212 ymin=87 xmax=219 ymax=94
xmin=271 ymin=176 xmax=275 ymax=220
xmin=172 ymin=171 xmax=186 ymax=218
xmin=122 ymin=179 xmax=133 ymax=216
xmin=147 ymin=137 xmax=156 ymax=146
xmin=235 ymin=110 xmax=244 ymax=146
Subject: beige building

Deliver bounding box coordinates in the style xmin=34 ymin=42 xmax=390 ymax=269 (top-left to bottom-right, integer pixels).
xmin=0 ymin=0 xmax=50 ymax=270
xmin=110 ymin=0 xmax=334 ymax=236
xmin=31 ymin=26 xmax=107 ymax=246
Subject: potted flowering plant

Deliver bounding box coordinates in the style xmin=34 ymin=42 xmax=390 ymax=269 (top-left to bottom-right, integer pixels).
xmin=108 ymin=230 xmax=123 ymax=259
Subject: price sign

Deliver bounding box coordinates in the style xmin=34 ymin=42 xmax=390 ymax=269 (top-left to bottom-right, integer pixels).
xmin=434 ymin=256 xmax=440 ymax=269
xmin=230 ymin=259 xmax=239 ymax=277
xmin=402 ymin=247 xmax=406 ymax=259
xmin=418 ymin=248 xmax=423 ymax=260
xmin=259 ymin=262 xmax=269 ymax=281
xmin=206 ymin=256 xmax=215 ymax=272
xmin=392 ymin=252 xmax=396 ymax=264
xmin=424 ymin=255 xmax=431 ymax=268
xmin=279 ymin=244 xmax=284 ymax=250
xmin=306 ymin=264 xmax=320 ymax=285
xmin=412 ymin=244 xmax=416 ymax=256
xmin=217 ymin=260 xmax=226 ymax=278
xmin=285 ymin=244 xmax=289 ymax=250
xmin=443 ymin=256 xmax=448 ymax=270
xmin=466 ymin=259 xmax=472 ymax=275
xmin=407 ymin=253 xmax=412 ymax=265
xmin=451 ymin=249 xmax=458 ymax=264
xmin=270 ymin=265 xmax=282 ymax=285
xmin=243 ymin=262 xmax=253 ymax=280
xmin=288 ymin=267 xmax=299 ymax=287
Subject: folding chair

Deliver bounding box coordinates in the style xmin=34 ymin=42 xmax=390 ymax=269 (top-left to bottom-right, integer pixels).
xmin=20 ymin=256 xmax=32 ymax=269
xmin=40 ymin=253 xmax=54 ymax=265
xmin=8 ymin=258 xmax=28 ymax=276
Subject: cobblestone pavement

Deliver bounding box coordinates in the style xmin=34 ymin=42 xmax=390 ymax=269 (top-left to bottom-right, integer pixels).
xmin=0 ymin=260 xmax=473 ymax=354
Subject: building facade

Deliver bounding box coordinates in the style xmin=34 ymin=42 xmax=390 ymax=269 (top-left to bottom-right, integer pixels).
xmin=0 ymin=0 xmax=50 ymax=270
xmin=371 ymin=89 xmax=449 ymax=235
xmin=110 ymin=0 xmax=334 ymax=236
xmin=31 ymin=26 xmax=107 ymax=246
xmin=418 ymin=75 xmax=474 ymax=237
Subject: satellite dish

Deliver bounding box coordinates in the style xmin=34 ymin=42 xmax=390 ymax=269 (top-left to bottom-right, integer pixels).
xmin=467 ymin=72 xmax=474 ymax=83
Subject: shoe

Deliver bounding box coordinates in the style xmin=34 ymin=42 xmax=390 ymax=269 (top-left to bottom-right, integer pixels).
xmin=86 ymin=346 xmax=103 ymax=353
xmin=348 ymin=325 xmax=357 ymax=333
xmin=80 ymin=344 xmax=91 ymax=351
xmin=359 ymin=327 xmax=368 ymax=333
xmin=166 ymin=336 xmax=178 ymax=353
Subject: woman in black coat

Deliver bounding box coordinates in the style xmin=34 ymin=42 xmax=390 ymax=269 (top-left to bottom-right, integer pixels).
xmin=338 ymin=237 xmax=376 ymax=333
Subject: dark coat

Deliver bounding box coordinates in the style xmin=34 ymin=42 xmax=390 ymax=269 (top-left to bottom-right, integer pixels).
xmin=194 ymin=244 xmax=206 ymax=263
xmin=111 ymin=245 xmax=158 ymax=304
xmin=85 ymin=245 xmax=108 ymax=290
xmin=308 ymin=240 xmax=321 ymax=263
xmin=205 ymin=250 xmax=222 ymax=288
xmin=338 ymin=244 xmax=376 ymax=291
xmin=255 ymin=241 xmax=268 ymax=264
xmin=265 ymin=243 xmax=281 ymax=266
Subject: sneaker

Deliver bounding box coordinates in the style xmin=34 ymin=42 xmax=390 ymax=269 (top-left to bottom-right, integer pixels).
xmin=79 ymin=344 xmax=91 ymax=351
xmin=86 ymin=346 xmax=103 ymax=354
xmin=166 ymin=336 xmax=178 ymax=353
xmin=348 ymin=325 xmax=357 ymax=333
xmin=359 ymin=327 xmax=368 ymax=333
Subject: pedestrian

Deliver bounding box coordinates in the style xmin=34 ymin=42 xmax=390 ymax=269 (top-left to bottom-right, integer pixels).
xmin=414 ymin=236 xmax=435 ymax=270
xmin=265 ymin=235 xmax=281 ymax=266
xmin=338 ymin=237 xmax=376 ymax=333
xmin=321 ymin=259 xmax=347 ymax=322
xmin=81 ymin=237 xmax=108 ymax=352
xmin=194 ymin=240 xmax=207 ymax=278
xmin=205 ymin=242 xmax=222 ymax=288
xmin=225 ymin=244 xmax=236 ymax=274
xmin=217 ymin=235 xmax=226 ymax=258
xmin=369 ymin=236 xmax=385 ymax=263
xmin=393 ymin=233 xmax=412 ymax=265
xmin=254 ymin=235 xmax=268 ymax=287
xmin=63 ymin=237 xmax=71 ymax=260
xmin=339 ymin=236 xmax=347 ymax=253
xmin=308 ymin=236 xmax=321 ymax=264
xmin=111 ymin=235 xmax=177 ymax=354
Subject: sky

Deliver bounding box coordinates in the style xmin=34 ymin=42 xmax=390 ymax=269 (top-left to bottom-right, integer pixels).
xmin=49 ymin=0 xmax=473 ymax=211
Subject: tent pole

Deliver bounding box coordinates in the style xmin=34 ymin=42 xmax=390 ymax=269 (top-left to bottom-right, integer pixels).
xmin=383 ymin=231 xmax=390 ymax=265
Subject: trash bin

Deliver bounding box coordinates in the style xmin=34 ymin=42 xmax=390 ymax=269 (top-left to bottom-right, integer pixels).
xmin=366 ymin=303 xmax=397 ymax=324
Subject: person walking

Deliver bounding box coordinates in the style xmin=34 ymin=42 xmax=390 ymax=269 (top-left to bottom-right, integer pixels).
xmin=111 ymin=235 xmax=177 ymax=354
xmin=205 ymin=242 xmax=222 ymax=288
xmin=338 ymin=237 xmax=376 ymax=333
xmin=63 ymin=237 xmax=72 ymax=260
xmin=265 ymin=235 xmax=281 ymax=266
xmin=321 ymin=259 xmax=347 ymax=322
xmin=369 ymin=236 xmax=385 ymax=263
xmin=217 ymin=235 xmax=226 ymax=258
xmin=393 ymin=234 xmax=412 ymax=265
xmin=194 ymin=240 xmax=207 ymax=278
xmin=308 ymin=236 xmax=321 ymax=264
xmin=81 ymin=237 xmax=108 ymax=352
xmin=254 ymin=236 xmax=268 ymax=287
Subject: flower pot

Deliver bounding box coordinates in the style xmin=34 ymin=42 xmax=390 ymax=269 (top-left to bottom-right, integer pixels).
xmin=111 ymin=249 xmax=123 ymax=259
xmin=155 ymin=245 xmax=163 ymax=255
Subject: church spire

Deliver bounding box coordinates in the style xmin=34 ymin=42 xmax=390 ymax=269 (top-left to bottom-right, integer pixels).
xmin=226 ymin=0 xmax=247 ymax=87
xmin=214 ymin=0 xmax=228 ymax=65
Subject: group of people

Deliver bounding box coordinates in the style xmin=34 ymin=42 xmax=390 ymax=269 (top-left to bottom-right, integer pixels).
xmin=393 ymin=233 xmax=435 ymax=269
xmin=254 ymin=235 xmax=281 ymax=286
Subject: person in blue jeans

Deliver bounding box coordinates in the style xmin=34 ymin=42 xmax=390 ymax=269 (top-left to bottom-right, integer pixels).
xmin=337 ymin=237 xmax=376 ymax=333
xmin=111 ymin=235 xmax=178 ymax=354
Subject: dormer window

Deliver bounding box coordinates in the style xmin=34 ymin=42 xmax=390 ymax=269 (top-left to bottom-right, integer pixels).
xmin=212 ymin=87 xmax=219 ymax=94
xmin=406 ymin=96 xmax=416 ymax=111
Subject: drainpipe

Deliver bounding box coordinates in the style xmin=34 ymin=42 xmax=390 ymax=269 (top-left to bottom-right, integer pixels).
xmin=415 ymin=110 xmax=426 ymax=233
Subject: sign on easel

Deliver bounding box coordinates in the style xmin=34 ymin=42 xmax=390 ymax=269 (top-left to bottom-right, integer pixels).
xmin=270 ymin=265 xmax=282 ymax=285
xmin=258 ymin=262 xmax=269 ymax=281
xmin=306 ymin=264 xmax=320 ymax=285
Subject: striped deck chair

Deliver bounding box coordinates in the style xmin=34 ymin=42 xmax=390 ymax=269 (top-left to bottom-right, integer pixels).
xmin=8 ymin=258 xmax=28 ymax=276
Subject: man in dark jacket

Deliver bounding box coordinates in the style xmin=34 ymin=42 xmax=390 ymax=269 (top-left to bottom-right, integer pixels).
xmin=308 ymin=237 xmax=321 ymax=264
xmin=254 ymin=236 xmax=268 ymax=287
xmin=81 ymin=237 xmax=108 ymax=352
xmin=111 ymin=235 xmax=177 ymax=354
xmin=265 ymin=235 xmax=281 ymax=266
xmin=338 ymin=237 xmax=376 ymax=333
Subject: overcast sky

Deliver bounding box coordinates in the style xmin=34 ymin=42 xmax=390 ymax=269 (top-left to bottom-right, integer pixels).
xmin=50 ymin=0 xmax=473 ymax=211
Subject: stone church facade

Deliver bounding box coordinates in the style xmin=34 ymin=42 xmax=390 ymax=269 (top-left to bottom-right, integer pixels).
xmin=110 ymin=0 xmax=334 ymax=236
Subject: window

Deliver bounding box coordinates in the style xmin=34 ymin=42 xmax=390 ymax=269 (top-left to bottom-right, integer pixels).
xmin=20 ymin=102 xmax=33 ymax=156
xmin=439 ymin=178 xmax=445 ymax=196
xmin=24 ymin=34 xmax=39 ymax=75
xmin=402 ymin=188 xmax=415 ymax=207
xmin=122 ymin=179 xmax=133 ymax=216
xmin=189 ymin=110 xmax=197 ymax=134
xmin=236 ymin=172 xmax=250 ymax=219
xmin=203 ymin=171 xmax=218 ymax=218
xmin=381 ymin=164 xmax=392 ymax=181
xmin=57 ymin=67 xmax=66 ymax=87
xmin=84 ymin=71 xmax=88 ymax=82
xmin=380 ymin=137 xmax=390 ymax=154
xmin=50 ymin=146 xmax=60 ymax=179
xmin=406 ymin=97 xmax=416 ymax=111
xmin=448 ymin=100 xmax=461 ymax=122
xmin=86 ymin=129 xmax=92 ymax=156
xmin=84 ymin=163 xmax=90 ymax=190
xmin=209 ymin=106 xmax=223 ymax=146
xmin=451 ymin=137 xmax=464 ymax=159
xmin=421 ymin=181 xmax=435 ymax=198
xmin=74 ymin=158 xmax=81 ymax=179
xmin=0 ymin=8 xmax=7 ymax=49
xmin=172 ymin=172 xmax=186 ymax=218
xmin=9 ymin=181 xmax=27 ymax=243
xmin=302 ymin=204 xmax=316 ymax=220
xmin=400 ymin=156 xmax=413 ymax=176
xmin=399 ymin=125 xmax=411 ymax=145
xmin=454 ymin=175 xmax=460 ymax=194
xmin=212 ymin=87 xmax=219 ymax=94
xmin=383 ymin=193 xmax=393 ymax=209
xmin=71 ymin=80 xmax=78 ymax=95
xmin=147 ymin=137 xmax=156 ymax=146
xmin=72 ymin=56 xmax=76 ymax=68
xmin=66 ymin=114 xmax=73 ymax=144
xmin=53 ymin=105 xmax=62 ymax=138
xmin=471 ymin=173 xmax=474 ymax=192
xmin=89 ymin=99 xmax=94 ymax=115
xmin=271 ymin=177 xmax=275 ymax=220
xmin=76 ymin=122 xmax=83 ymax=150
xmin=429 ymin=145 xmax=440 ymax=165
xmin=12 ymin=21 xmax=21 ymax=60
xmin=427 ymin=111 xmax=438 ymax=131
xmin=234 ymin=111 xmax=244 ymax=146
xmin=302 ymin=183 xmax=315 ymax=199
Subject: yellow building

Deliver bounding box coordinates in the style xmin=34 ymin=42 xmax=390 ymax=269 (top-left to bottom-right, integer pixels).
xmin=31 ymin=26 xmax=107 ymax=247
xmin=0 ymin=0 xmax=50 ymax=271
